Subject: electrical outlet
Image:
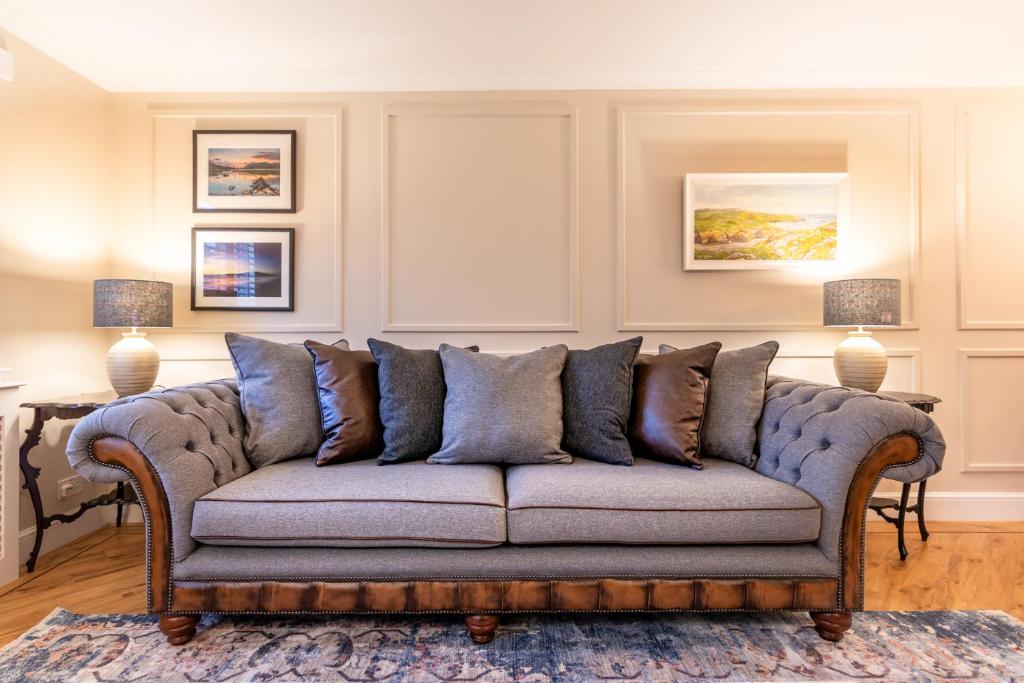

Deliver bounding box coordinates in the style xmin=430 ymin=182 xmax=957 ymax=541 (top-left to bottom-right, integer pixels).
xmin=57 ymin=475 xmax=86 ymax=500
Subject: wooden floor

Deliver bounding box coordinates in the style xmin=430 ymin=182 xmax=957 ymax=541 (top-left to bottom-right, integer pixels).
xmin=0 ymin=521 xmax=1022 ymax=646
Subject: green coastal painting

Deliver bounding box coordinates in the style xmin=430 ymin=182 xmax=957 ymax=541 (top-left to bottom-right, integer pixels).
xmin=684 ymin=173 xmax=846 ymax=270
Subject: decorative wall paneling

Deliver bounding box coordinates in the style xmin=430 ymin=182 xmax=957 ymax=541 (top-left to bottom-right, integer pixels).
xmin=955 ymin=105 xmax=1024 ymax=329
xmin=616 ymin=105 xmax=920 ymax=331
xmin=957 ymin=350 xmax=1024 ymax=473
xmin=149 ymin=105 xmax=344 ymax=333
xmin=381 ymin=103 xmax=580 ymax=332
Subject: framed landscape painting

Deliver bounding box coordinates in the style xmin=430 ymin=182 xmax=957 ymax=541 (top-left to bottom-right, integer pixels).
xmin=193 ymin=130 xmax=296 ymax=213
xmin=683 ymin=172 xmax=848 ymax=270
xmin=191 ymin=227 xmax=294 ymax=311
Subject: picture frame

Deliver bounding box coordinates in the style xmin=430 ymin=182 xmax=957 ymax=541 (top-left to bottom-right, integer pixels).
xmin=193 ymin=130 xmax=296 ymax=213
xmin=191 ymin=227 xmax=295 ymax=311
xmin=683 ymin=172 xmax=848 ymax=271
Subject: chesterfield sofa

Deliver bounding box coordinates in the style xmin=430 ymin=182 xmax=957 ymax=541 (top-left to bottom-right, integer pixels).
xmin=67 ymin=375 xmax=944 ymax=646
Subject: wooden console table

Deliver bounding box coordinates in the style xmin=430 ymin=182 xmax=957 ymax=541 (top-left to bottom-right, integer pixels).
xmin=20 ymin=391 xmax=136 ymax=572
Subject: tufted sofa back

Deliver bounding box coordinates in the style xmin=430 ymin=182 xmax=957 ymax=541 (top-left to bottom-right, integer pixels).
xmin=757 ymin=377 xmax=945 ymax=561
xmin=67 ymin=379 xmax=250 ymax=559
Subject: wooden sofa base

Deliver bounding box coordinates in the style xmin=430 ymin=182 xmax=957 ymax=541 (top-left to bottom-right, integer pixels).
xmin=156 ymin=577 xmax=849 ymax=645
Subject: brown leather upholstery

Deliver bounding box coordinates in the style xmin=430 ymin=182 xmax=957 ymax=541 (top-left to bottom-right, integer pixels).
xmin=170 ymin=577 xmax=839 ymax=613
xmin=628 ymin=342 xmax=721 ymax=468
xmin=89 ymin=431 xmax=919 ymax=634
xmin=305 ymin=343 xmax=384 ymax=466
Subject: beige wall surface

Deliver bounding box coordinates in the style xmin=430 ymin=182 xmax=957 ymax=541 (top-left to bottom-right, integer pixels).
xmin=0 ymin=30 xmax=116 ymax=559
xmin=2 ymin=28 xmax=1024 ymax=529
xmin=107 ymin=88 xmax=1024 ymax=519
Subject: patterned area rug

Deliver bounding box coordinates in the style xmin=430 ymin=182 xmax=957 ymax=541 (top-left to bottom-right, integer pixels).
xmin=0 ymin=609 xmax=1022 ymax=682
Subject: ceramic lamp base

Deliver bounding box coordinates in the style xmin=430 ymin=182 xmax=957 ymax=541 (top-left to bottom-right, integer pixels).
xmin=106 ymin=330 xmax=160 ymax=397
xmin=833 ymin=328 xmax=887 ymax=392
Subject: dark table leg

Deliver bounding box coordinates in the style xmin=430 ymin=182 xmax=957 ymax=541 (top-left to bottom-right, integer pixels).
xmin=19 ymin=410 xmax=47 ymax=573
xmin=116 ymin=482 xmax=125 ymax=527
xmin=916 ymin=479 xmax=929 ymax=541
xmin=896 ymin=483 xmax=911 ymax=561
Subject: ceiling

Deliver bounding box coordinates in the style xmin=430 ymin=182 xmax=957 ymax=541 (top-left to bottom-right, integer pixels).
xmin=1 ymin=0 xmax=1022 ymax=92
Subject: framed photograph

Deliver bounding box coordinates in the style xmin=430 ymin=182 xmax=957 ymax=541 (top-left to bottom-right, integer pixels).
xmin=191 ymin=227 xmax=295 ymax=311
xmin=193 ymin=130 xmax=296 ymax=213
xmin=683 ymin=172 xmax=848 ymax=270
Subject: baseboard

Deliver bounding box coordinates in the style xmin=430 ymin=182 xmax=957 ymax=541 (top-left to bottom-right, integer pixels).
xmin=873 ymin=490 xmax=1024 ymax=521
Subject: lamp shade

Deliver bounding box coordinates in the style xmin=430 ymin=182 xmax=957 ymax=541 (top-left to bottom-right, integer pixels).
xmin=93 ymin=279 xmax=173 ymax=328
xmin=823 ymin=278 xmax=901 ymax=328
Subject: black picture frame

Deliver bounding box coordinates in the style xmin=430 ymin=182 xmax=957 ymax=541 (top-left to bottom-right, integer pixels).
xmin=193 ymin=130 xmax=297 ymax=213
xmin=191 ymin=227 xmax=296 ymax=311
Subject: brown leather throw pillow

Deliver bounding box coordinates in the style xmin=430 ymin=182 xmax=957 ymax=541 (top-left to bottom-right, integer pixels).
xmin=305 ymin=341 xmax=385 ymax=466
xmin=628 ymin=341 xmax=722 ymax=469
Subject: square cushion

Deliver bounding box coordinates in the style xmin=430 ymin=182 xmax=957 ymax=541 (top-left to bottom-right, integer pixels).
xmin=629 ymin=342 xmax=721 ymax=469
xmin=662 ymin=341 xmax=779 ymax=467
xmin=561 ymin=337 xmax=643 ymax=465
xmin=226 ymin=332 xmax=348 ymax=468
xmin=368 ymin=339 xmax=478 ymax=464
xmin=305 ymin=341 xmax=384 ymax=466
xmin=191 ymin=459 xmax=506 ymax=548
xmin=429 ymin=344 xmax=572 ymax=465
xmin=505 ymin=457 xmax=821 ymax=545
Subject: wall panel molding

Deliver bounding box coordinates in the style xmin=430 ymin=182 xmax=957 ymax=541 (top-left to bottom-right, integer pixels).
xmin=149 ymin=105 xmax=345 ymax=333
xmin=615 ymin=104 xmax=921 ymax=331
xmin=958 ymin=349 xmax=1024 ymax=473
xmin=381 ymin=103 xmax=580 ymax=332
xmin=955 ymin=107 xmax=1024 ymax=329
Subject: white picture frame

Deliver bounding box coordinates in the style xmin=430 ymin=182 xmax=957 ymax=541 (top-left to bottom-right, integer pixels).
xmin=683 ymin=172 xmax=848 ymax=270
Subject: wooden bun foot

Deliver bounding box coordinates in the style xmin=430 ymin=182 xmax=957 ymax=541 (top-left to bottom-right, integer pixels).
xmin=159 ymin=615 xmax=199 ymax=645
xmin=811 ymin=611 xmax=852 ymax=642
xmin=464 ymin=615 xmax=499 ymax=644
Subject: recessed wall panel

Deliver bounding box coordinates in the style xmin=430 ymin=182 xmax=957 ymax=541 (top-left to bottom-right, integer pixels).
xmin=957 ymin=104 xmax=1024 ymax=328
xmin=618 ymin=107 xmax=918 ymax=330
xmin=383 ymin=105 xmax=578 ymax=331
xmin=960 ymin=351 xmax=1024 ymax=472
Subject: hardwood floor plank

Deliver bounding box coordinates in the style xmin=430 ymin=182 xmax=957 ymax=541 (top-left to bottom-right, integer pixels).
xmin=0 ymin=523 xmax=1021 ymax=647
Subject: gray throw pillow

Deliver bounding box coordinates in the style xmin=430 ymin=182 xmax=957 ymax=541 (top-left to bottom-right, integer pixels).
xmin=226 ymin=332 xmax=349 ymax=468
xmin=368 ymin=339 xmax=478 ymax=464
xmin=430 ymin=344 xmax=572 ymax=465
xmin=660 ymin=341 xmax=779 ymax=467
xmin=562 ymin=337 xmax=643 ymax=465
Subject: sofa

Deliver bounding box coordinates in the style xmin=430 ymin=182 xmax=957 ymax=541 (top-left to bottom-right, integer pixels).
xmin=66 ymin=371 xmax=944 ymax=646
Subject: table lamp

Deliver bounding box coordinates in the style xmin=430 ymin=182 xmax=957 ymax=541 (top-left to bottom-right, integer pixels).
xmin=93 ymin=279 xmax=173 ymax=396
xmin=823 ymin=278 xmax=901 ymax=392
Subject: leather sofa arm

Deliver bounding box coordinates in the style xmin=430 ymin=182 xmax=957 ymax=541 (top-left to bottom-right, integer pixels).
xmin=66 ymin=380 xmax=251 ymax=569
xmin=755 ymin=377 xmax=946 ymax=607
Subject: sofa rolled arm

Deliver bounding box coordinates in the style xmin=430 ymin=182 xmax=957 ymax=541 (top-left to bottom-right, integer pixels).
xmin=755 ymin=377 xmax=945 ymax=606
xmin=66 ymin=380 xmax=251 ymax=570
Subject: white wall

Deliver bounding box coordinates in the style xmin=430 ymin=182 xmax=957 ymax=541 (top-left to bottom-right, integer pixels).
xmin=0 ymin=30 xmax=116 ymax=559
xmin=101 ymin=89 xmax=1024 ymax=518
xmin=2 ymin=31 xmax=1024 ymax=541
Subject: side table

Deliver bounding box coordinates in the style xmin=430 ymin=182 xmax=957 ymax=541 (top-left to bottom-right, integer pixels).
xmin=19 ymin=390 xmax=136 ymax=572
xmin=869 ymin=391 xmax=941 ymax=561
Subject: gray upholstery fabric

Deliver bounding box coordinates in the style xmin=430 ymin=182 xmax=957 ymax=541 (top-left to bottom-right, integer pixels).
xmin=173 ymin=542 xmax=837 ymax=580
xmin=66 ymin=380 xmax=249 ymax=560
xmin=368 ymin=339 xmax=478 ymax=464
xmin=562 ymin=338 xmax=642 ymax=465
xmin=192 ymin=458 xmax=506 ymax=548
xmin=430 ymin=345 xmax=572 ymax=464
xmin=662 ymin=341 xmax=779 ymax=467
xmin=757 ymin=377 xmax=946 ymax=562
xmin=226 ymin=333 xmax=349 ymax=468
xmin=506 ymin=457 xmax=820 ymax=545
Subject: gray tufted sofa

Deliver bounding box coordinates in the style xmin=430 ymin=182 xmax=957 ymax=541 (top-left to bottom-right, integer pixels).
xmin=67 ymin=375 xmax=944 ymax=645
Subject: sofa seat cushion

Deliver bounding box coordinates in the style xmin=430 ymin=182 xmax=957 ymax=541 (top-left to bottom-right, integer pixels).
xmin=191 ymin=459 xmax=507 ymax=548
xmin=505 ymin=457 xmax=821 ymax=545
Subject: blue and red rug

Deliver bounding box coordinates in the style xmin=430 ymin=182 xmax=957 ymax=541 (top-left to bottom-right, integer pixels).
xmin=0 ymin=609 xmax=1022 ymax=682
